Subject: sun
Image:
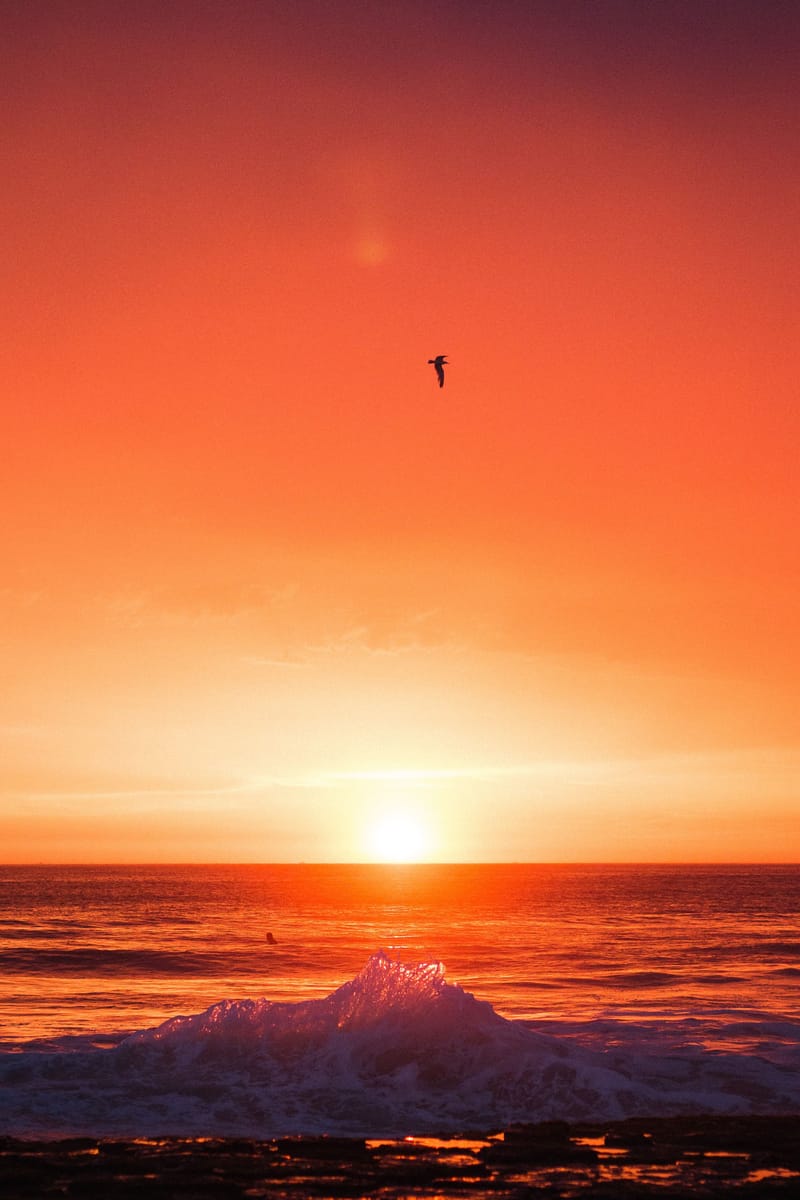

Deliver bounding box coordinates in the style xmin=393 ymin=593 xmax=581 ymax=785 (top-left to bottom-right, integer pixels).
xmin=365 ymin=808 xmax=432 ymax=863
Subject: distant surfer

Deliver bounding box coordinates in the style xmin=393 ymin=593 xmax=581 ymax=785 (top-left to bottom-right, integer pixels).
xmin=266 ymin=931 xmax=277 ymax=945
xmin=428 ymin=354 xmax=448 ymax=387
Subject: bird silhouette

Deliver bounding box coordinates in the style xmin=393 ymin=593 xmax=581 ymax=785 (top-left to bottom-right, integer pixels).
xmin=428 ymin=354 xmax=448 ymax=387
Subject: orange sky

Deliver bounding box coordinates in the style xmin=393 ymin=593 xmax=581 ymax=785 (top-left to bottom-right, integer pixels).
xmin=2 ymin=0 xmax=798 ymax=862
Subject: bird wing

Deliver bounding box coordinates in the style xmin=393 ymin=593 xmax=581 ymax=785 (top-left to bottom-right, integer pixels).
xmin=436 ymin=363 xmax=445 ymax=386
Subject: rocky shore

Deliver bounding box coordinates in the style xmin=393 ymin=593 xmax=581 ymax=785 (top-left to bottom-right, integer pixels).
xmin=2 ymin=1115 xmax=799 ymax=1198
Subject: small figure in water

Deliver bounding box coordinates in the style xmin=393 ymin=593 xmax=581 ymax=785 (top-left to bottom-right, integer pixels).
xmin=266 ymin=931 xmax=277 ymax=945
xmin=428 ymin=354 xmax=448 ymax=387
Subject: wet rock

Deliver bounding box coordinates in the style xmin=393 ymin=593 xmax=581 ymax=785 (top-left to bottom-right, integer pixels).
xmin=276 ymin=1135 xmax=371 ymax=1160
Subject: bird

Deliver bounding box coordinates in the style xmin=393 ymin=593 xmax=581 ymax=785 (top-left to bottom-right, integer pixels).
xmin=428 ymin=354 xmax=448 ymax=387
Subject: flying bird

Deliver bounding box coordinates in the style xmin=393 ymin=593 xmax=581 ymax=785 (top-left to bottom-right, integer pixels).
xmin=428 ymin=354 xmax=448 ymax=387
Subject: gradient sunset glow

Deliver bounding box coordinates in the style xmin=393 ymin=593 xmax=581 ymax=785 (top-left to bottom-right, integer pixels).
xmin=3 ymin=1 xmax=798 ymax=863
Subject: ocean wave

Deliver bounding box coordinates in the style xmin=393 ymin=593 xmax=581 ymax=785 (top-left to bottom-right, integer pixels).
xmin=706 ymin=940 xmax=800 ymax=961
xmin=0 ymin=929 xmax=74 ymax=941
xmin=0 ymin=948 xmax=229 ymax=975
xmin=1 ymin=952 xmax=799 ymax=1139
xmin=566 ymin=971 xmax=679 ymax=989
xmin=691 ymin=973 xmax=747 ymax=985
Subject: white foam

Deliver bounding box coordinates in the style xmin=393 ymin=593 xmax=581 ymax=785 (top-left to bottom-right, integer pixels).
xmin=1 ymin=951 xmax=798 ymax=1138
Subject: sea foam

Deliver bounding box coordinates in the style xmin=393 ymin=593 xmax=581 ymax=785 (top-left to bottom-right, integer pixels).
xmin=1 ymin=951 xmax=799 ymax=1138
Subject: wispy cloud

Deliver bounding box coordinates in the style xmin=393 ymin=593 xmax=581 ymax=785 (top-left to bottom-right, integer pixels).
xmin=310 ymin=747 xmax=800 ymax=791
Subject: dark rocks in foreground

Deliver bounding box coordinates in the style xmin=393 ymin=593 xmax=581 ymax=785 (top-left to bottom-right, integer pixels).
xmin=1 ymin=1115 xmax=799 ymax=1198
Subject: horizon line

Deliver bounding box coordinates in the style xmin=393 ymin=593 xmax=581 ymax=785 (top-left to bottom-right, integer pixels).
xmin=3 ymin=860 xmax=799 ymax=868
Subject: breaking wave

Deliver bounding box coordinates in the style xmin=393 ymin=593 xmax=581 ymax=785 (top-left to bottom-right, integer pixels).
xmin=1 ymin=952 xmax=799 ymax=1138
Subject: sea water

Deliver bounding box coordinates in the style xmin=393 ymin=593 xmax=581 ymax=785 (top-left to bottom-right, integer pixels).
xmin=1 ymin=864 xmax=798 ymax=1136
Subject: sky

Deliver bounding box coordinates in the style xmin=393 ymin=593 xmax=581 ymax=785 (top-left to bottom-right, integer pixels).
xmin=2 ymin=0 xmax=798 ymax=863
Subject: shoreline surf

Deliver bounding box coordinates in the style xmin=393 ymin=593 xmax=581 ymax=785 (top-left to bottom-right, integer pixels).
xmin=2 ymin=952 xmax=799 ymax=1141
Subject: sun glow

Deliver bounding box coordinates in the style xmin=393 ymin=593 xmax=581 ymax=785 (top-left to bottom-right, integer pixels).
xmin=365 ymin=807 xmax=433 ymax=863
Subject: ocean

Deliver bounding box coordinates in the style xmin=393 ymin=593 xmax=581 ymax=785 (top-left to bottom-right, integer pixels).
xmin=1 ymin=863 xmax=798 ymax=1137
